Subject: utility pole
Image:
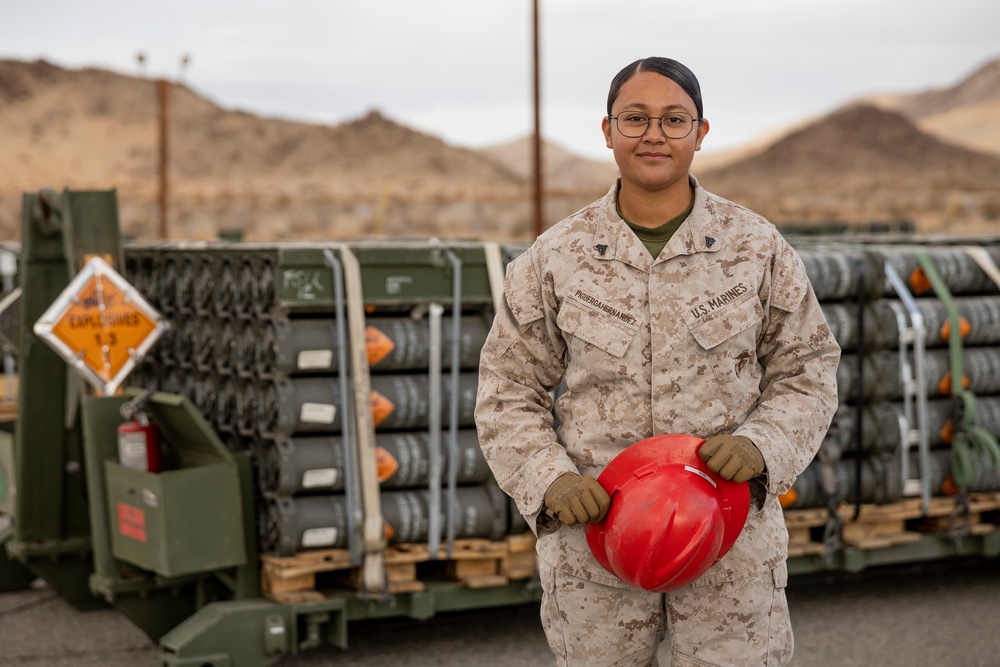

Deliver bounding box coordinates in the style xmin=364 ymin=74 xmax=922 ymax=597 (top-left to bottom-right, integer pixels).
xmin=532 ymin=0 xmax=543 ymax=238
xmin=136 ymin=51 xmax=170 ymax=239
xmin=140 ymin=54 xmax=189 ymax=240
xmin=157 ymin=78 xmax=170 ymax=239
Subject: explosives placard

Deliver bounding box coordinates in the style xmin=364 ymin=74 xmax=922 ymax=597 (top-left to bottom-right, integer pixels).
xmin=34 ymin=256 xmax=167 ymax=395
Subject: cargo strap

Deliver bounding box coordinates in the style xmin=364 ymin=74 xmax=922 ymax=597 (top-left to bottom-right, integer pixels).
xmin=912 ymin=250 xmax=1000 ymax=491
xmin=883 ymin=260 xmax=932 ymax=511
xmin=322 ymin=248 xmax=364 ymax=569
xmin=483 ymin=242 xmax=506 ymax=315
xmin=427 ymin=303 xmax=445 ymax=559
xmin=427 ymin=240 xmax=464 ymax=560
xmin=818 ymin=441 xmax=841 ymax=561
xmin=849 ymin=255 xmax=869 ymax=520
xmin=329 ymin=244 xmax=386 ymax=594
xmin=444 ymin=248 xmax=463 ymax=559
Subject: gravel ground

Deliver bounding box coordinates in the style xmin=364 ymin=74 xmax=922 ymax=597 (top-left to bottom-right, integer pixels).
xmin=2 ymin=557 xmax=999 ymax=666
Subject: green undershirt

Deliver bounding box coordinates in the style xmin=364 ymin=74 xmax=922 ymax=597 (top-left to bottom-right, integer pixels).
xmin=619 ymin=196 xmax=695 ymax=259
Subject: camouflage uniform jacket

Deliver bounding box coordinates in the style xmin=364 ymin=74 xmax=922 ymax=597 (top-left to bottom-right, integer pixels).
xmin=475 ymin=178 xmax=840 ymax=587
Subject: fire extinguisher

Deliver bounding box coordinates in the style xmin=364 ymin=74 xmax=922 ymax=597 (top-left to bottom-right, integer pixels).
xmin=118 ymin=389 xmax=162 ymax=473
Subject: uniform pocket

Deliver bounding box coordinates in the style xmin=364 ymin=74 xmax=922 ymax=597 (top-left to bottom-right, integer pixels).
xmin=684 ymin=294 xmax=763 ymax=411
xmin=772 ymin=561 xmax=788 ymax=588
xmin=558 ymin=293 xmax=639 ymax=358
xmin=685 ymin=293 xmax=762 ymax=350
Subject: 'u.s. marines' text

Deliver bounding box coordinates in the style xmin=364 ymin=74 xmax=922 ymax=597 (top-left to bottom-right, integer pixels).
xmin=689 ymin=282 xmax=750 ymax=318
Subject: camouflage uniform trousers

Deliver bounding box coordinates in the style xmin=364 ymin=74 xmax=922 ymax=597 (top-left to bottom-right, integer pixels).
xmin=539 ymin=561 xmax=792 ymax=667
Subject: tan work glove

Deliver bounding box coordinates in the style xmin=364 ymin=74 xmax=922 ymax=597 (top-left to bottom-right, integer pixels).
xmin=698 ymin=435 xmax=765 ymax=483
xmin=543 ymin=473 xmax=611 ymax=525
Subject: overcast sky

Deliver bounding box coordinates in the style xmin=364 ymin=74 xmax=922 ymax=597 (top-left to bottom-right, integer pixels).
xmin=3 ymin=0 xmax=999 ymax=160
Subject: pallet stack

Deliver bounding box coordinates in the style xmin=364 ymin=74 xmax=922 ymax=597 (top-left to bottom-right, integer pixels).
xmin=124 ymin=242 xmax=532 ymax=600
xmin=782 ymin=239 xmax=1000 ymax=556
xmin=260 ymin=533 xmax=537 ymax=603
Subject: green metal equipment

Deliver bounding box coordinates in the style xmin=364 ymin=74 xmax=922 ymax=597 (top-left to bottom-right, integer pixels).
xmin=0 ymin=190 xmax=543 ymax=666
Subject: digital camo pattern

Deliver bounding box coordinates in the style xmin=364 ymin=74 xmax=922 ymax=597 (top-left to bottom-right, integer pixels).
xmin=667 ymin=564 xmax=792 ymax=667
xmin=539 ymin=561 xmax=792 ymax=667
xmin=539 ymin=561 xmax=666 ymax=666
xmin=475 ymin=178 xmax=840 ymax=589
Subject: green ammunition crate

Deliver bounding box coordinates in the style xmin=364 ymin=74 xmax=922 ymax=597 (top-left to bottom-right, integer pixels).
xmin=103 ymin=394 xmax=246 ymax=578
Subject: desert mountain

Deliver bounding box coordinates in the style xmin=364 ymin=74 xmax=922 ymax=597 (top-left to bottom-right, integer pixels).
xmin=1 ymin=56 xmax=999 ymax=241
xmin=0 ymin=59 xmax=521 ymax=186
xmin=0 ymin=59 xmax=566 ymax=242
xmin=864 ymin=56 xmax=1000 ymax=159
xmin=878 ymin=57 xmax=1000 ymax=119
xmin=696 ymin=104 xmax=1000 ymax=228
xmin=478 ymin=137 xmax=617 ymax=193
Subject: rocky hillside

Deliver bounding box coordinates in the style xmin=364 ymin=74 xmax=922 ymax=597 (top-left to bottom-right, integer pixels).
xmin=865 ymin=56 xmax=1000 ymax=159
xmin=478 ymin=137 xmax=617 ymax=194
xmin=2 ymin=55 xmax=999 ymax=240
xmin=696 ymin=104 xmax=1000 ymax=229
xmin=0 ymin=59 xmax=564 ymax=242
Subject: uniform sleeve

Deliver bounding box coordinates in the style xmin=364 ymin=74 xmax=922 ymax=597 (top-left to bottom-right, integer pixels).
xmin=474 ymin=248 xmax=579 ymax=534
xmin=733 ymin=239 xmax=841 ymax=496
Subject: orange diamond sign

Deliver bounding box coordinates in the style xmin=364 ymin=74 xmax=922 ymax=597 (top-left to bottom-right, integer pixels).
xmin=365 ymin=324 xmax=396 ymax=367
xmin=34 ymin=256 xmax=166 ymax=395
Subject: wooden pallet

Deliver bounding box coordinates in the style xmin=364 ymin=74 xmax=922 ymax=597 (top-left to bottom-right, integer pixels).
xmin=260 ymin=534 xmax=538 ymax=604
xmin=0 ymin=373 xmax=16 ymax=422
xmin=783 ymin=507 xmax=829 ymax=557
xmin=413 ymin=538 xmax=511 ymax=590
xmin=783 ymin=493 xmax=1000 ymax=553
xmin=499 ymin=532 xmax=538 ymax=579
xmin=906 ymin=492 xmax=1000 ymax=537
xmin=835 ymin=498 xmax=924 ymax=549
xmin=262 ymin=494 xmax=1000 ymax=602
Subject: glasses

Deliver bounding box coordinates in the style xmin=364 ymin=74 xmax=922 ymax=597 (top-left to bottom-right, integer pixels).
xmin=608 ymin=111 xmax=702 ymax=139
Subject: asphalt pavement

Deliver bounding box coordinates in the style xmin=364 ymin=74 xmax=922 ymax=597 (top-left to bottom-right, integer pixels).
xmin=1 ymin=556 xmax=999 ymax=666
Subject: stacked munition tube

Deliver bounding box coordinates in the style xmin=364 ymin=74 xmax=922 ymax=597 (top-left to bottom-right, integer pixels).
xmin=255 ymin=373 xmax=480 ymax=436
xmin=124 ymin=242 xmax=516 ymax=561
xmin=122 ymin=237 xmax=1000 ymax=568
xmin=260 ymin=431 xmax=493 ymax=495
xmin=252 ymin=309 xmax=507 ymax=556
xmin=784 ymin=241 xmax=1000 ymax=509
xmin=263 ymin=485 xmax=509 ymax=553
xmin=821 ymin=396 xmax=1000 ymax=459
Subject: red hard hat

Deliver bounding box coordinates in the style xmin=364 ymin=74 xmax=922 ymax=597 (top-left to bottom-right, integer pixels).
xmin=585 ymin=434 xmax=750 ymax=592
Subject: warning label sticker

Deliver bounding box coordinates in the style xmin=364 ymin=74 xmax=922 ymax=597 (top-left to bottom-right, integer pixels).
xmin=375 ymin=447 xmax=399 ymax=482
xmin=302 ymin=467 xmax=338 ymax=489
xmin=365 ymin=325 xmax=396 ymax=367
xmin=909 ymin=267 xmax=932 ymax=296
xmin=117 ymin=502 xmax=147 ymax=542
xmin=301 ymin=527 xmax=337 ymax=548
xmin=370 ymin=391 xmax=395 ymax=427
xmin=300 ymin=402 xmax=336 ymax=425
